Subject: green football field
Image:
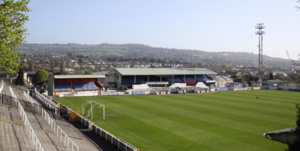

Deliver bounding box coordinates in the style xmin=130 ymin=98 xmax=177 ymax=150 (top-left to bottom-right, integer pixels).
xmin=54 ymin=90 xmax=300 ymax=151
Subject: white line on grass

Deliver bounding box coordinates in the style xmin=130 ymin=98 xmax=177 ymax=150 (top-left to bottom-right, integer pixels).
xmin=60 ymin=98 xmax=166 ymax=150
xmin=105 ymin=120 xmax=167 ymax=151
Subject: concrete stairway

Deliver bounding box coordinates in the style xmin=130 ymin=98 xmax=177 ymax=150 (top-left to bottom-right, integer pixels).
xmin=1 ymin=81 xmax=104 ymax=151
xmin=25 ymin=112 xmax=71 ymax=151
xmin=30 ymin=113 xmax=102 ymax=151
xmin=0 ymin=105 xmax=35 ymax=151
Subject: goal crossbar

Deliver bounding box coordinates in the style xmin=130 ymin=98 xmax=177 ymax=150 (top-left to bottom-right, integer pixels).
xmin=87 ymin=101 xmax=105 ymax=120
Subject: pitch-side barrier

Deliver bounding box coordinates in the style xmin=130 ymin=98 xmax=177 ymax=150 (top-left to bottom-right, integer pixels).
xmin=41 ymin=101 xmax=79 ymax=151
xmin=39 ymin=91 xmax=138 ymax=151
xmin=75 ymin=112 xmax=137 ymax=151
xmin=9 ymin=86 xmax=45 ymax=151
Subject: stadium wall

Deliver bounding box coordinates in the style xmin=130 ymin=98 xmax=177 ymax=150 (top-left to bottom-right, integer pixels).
xmin=262 ymin=86 xmax=300 ymax=91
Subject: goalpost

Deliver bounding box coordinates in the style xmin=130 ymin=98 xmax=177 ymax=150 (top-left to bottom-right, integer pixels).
xmin=81 ymin=101 xmax=105 ymax=119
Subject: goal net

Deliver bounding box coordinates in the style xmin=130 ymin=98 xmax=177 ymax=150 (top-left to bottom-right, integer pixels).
xmin=81 ymin=101 xmax=105 ymax=120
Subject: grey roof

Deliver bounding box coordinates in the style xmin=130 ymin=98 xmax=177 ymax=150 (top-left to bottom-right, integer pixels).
xmin=264 ymin=127 xmax=298 ymax=144
xmin=264 ymin=79 xmax=283 ymax=83
xmin=222 ymin=76 xmax=233 ymax=81
xmin=265 ymin=127 xmax=296 ymax=135
xmin=54 ymin=75 xmax=105 ymax=79
xmin=114 ymin=68 xmax=217 ymax=76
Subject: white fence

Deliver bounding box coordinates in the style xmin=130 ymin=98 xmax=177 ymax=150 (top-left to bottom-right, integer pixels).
xmin=42 ymin=109 xmax=56 ymax=132
xmin=42 ymin=107 xmax=79 ymax=151
xmin=57 ymin=126 xmax=79 ymax=151
xmin=10 ymin=86 xmax=44 ymax=151
xmin=35 ymin=91 xmax=60 ymax=116
xmin=77 ymin=112 xmax=137 ymax=151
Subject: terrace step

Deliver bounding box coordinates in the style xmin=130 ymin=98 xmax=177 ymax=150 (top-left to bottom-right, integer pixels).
xmin=0 ymin=105 xmax=35 ymax=151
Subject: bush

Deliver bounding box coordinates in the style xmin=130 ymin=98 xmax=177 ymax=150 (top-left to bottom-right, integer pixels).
xmin=85 ymin=70 xmax=93 ymax=75
xmin=15 ymin=68 xmax=24 ymax=86
xmin=32 ymin=69 xmax=48 ymax=85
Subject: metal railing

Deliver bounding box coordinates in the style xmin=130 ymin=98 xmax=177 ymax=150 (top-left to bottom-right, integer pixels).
xmin=38 ymin=92 xmax=79 ymax=151
xmin=42 ymin=108 xmax=56 ymax=132
xmin=35 ymin=91 xmax=60 ymax=116
xmin=57 ymin=126 xmax=79 ymax=151
xmin=9 ymin=86 xmax=44 ymax=151
xmin=73 ymin=109 xmax=137 ymax=151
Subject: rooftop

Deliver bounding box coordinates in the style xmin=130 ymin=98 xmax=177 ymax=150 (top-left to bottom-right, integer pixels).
xmin=54 ymin=75 xmax=105 ymax=79
xmin=114 ymin=68 xmax=217 ymax=76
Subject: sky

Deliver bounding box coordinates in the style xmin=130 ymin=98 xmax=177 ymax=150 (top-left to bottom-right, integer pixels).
xmin=24 ymin=0 xmax=300 ymax=60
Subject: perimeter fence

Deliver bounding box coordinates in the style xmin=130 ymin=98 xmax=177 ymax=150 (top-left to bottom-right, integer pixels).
xmin=35 ymin=90 xmax=138 ymax=151
xmin=1 ymin=86 xmax=45 ymax=151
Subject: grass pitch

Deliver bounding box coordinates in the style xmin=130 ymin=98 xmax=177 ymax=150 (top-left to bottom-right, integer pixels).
xmin=54 ymin=90 xmax=300 ymax=151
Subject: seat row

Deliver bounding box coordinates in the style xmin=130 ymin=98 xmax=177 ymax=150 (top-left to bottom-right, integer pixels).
xmin=54 ymin=82 xmax=99 ymax=91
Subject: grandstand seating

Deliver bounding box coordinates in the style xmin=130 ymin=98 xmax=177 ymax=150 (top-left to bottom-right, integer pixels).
xmin=72 ymin=82 xmax=99 ymax=91
xmin=166 ymin=77 xmax=183 ymax=83
xmin=54 ymin=83 xmax=71 ymax=92
xmin=196 ymin=75 xmax=212 ymax=82
xmin=179 ymin=75 xmax=195 ymax=81
xmin=122 ymin=76 xmax=141 ymax=84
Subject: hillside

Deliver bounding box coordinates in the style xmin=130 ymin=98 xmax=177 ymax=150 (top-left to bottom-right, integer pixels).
xmin=16 ymin=43 xmax=291 ymax=67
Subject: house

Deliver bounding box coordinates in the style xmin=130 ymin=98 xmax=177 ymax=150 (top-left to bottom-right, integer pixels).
xmin=215 ymin=76 xmax=233 ymax=88
xmin=272 ymin=71 xmax=288 ymax=77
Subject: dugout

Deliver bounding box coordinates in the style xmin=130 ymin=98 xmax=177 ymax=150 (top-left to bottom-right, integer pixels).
xmin=48 ymin=75 xmax=105 ymax=96
xmin=113 ymin=68 xmax=217 ymax=89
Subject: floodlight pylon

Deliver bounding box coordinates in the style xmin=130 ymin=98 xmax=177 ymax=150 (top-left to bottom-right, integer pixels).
xmin=255 ymin=23 xmax=265 ymax=78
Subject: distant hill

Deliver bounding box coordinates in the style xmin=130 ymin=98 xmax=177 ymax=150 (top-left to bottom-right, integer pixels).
xmin=16 ymin=43 xmax=292 ymax=67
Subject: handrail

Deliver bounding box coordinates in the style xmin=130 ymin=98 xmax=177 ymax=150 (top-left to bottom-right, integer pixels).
xmin=57 ymin=126 xmax=79 ymax=151
xmin=38 ymin=92 xmax=79 ymax=151
xmin=10 ymin=86 xmax=44 ymax=151
xmin=42 ymin=109 xmax=56 ymax=132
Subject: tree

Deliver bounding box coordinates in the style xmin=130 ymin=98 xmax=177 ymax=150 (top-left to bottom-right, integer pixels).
xmin=274 ymin=73 xmax=284 ymax=80
xmin=0 ymin=0 xmax=30 ymax=74
xmin=54 ymin=58 xmax=59 ymax=66
xmin=221 ymin=64 xmax=228 ymax=69
xmin=78 ymin=58 xmax=84 ymax=64
xmin=297 ymin=73 xmax=300 ymax=83
xmin=51 ymin=59 xmax=55 ymax=73
xmin=15 ymin=67 xmax=24 ymax=85
xmin=270 ymin=72 xmax=274 ymax=80
xmin=15 ymin=66 xmax=24 ymax=86
xmin=227 ymin=66 xmax=233 ymax=71
xmin=85 ymin=70 xmax=93 ymax=75
xmin=32 ymin=69 xmax=48 ymax=85
xmin=29 ymin=55 xmax=34 ymax=71
xmin=60 ymin=56 xmax=65 ymax=74
xmin=80 ymin=63 xmax=84 ymax=70
xmin=40 ymin=59 xmax=45 ymax=64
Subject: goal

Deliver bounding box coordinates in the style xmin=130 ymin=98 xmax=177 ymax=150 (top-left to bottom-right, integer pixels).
xmin=81 ymin=101 xmax=105 ymax=119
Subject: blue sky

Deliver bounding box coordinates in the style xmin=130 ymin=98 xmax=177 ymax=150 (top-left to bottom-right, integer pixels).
xmin=24 ymin=0 xmax=300 ymax=59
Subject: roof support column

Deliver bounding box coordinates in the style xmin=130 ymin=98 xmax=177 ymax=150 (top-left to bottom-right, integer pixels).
xmin=134 ymin=75 xmax=136 ymax=84
xmin=160 ymin=76 xmax=162 ymax=82
xmin=184 ymin=75 xmax=185 ymax=82
xmin=71 ymin=79 xmax=72 ymax=92
xmin=173 ymin=75 xmax=174 ymax=83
